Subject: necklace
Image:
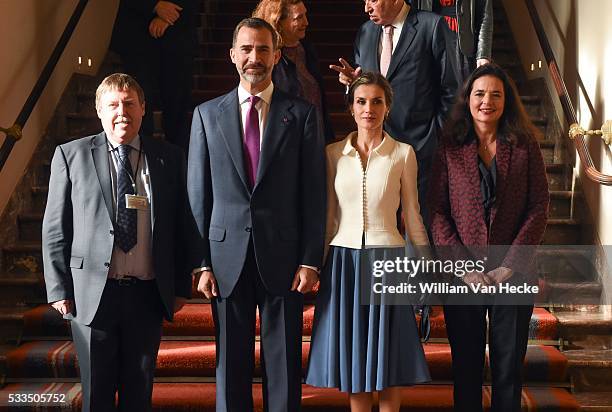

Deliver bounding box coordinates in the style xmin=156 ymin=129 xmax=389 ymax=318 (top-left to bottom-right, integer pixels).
xmin=480 ymin=139 xmax=496 ymax=155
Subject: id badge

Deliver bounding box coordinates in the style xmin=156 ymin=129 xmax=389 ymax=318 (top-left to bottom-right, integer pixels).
xmin=125 ymin=194 xmax=149 ymax=210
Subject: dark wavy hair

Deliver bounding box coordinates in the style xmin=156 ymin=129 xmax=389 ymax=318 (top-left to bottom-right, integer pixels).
xmin=443 ymin=63 xmax=540 ymax=147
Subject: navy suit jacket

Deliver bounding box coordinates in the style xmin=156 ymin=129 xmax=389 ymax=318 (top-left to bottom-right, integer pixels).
xmin=187 ymin=87 xmax=326 ymax=297
xmin=354 ymin=8 xmax=458 ymax=159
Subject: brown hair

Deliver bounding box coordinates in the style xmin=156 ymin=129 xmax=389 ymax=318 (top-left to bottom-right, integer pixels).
xmin=95 ymin=73 xmax=145 ymax=111
xmin=443 ymin=63 xmax=540 ymax=146
xmin=346 ymin=72 xmax=394 ymax=111
xmin=232 ymin=17 xmax=280 ymax=50
xmin=252 ymin=0 xmax=303 ymax=47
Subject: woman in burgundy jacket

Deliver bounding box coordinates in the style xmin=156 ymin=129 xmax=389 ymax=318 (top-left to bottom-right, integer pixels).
xmin=428 ymin=63 xmax=549 ymax=412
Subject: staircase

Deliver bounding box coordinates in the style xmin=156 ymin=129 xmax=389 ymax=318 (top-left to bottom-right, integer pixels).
xmin=0 ymin=0 xmax=609 ymax=410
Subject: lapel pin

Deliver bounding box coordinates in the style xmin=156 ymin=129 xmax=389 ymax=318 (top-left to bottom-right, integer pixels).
xmin=282 ymin=117 xmax=289 ymax=124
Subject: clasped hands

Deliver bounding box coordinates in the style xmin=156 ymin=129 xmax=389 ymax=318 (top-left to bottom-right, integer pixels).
xmin=461 ymin=267 xmax=513 ymax=286
xmin=149 ymin=1 xmax=183 ymax=39
xmin=195 ymin=267 xmax=319 ymax=299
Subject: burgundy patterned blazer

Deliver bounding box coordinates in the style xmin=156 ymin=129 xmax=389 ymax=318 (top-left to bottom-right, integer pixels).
xmin=428 ymin=135 xmax=550 ymax=274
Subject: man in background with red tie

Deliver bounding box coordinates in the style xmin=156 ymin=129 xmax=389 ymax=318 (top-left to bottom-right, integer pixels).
xmin=331 ymin=0 xmax=457 ymax=223
xmin=186 ymin=18 xmax=325 ymax=412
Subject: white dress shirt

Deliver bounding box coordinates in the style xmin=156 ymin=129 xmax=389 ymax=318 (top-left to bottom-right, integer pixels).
xmin=378 ymin=2 xmax=410 ymax=62
xmin=107 ymin=135 xmax=155 ymax=280
xmin=237 ymin=82 xmax=274 ymax=148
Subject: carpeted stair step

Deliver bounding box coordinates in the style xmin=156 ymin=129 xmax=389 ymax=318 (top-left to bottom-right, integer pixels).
xmin=17 ymin=213 xmax=43 ymax=242
xmin=2 ymin=242 xmax=42 ymax=275
xmin=543 ymin=219 xmax=584 ymax=245
xmin=5 ymin=341 xmax=568 ymax=383
xmin=201 ymin=27 xmax=357 ymax=44
xmin=0 ymin=383 xmax=580 ymax=411
xmin=20 ymin=304 xmax=561 ymax=343
xmin=200 ymin=41 xmax=353 ymax=60
xmin=572 ymin=392 xmax=612 ymax=411
xmin=564 ymin=349 xmax=612 ymax=392
xmin=554 ymin=310 xmax=612 ymax=350
xmin=0 ymin=273 xmax=46 ymax=305
xmin=216 ymin=1 xmax=360 ymax=15
xmin=200 ymin=13 xmax=366 ymax=30
xmin=545 ymin=163 xmax=572 ymax=191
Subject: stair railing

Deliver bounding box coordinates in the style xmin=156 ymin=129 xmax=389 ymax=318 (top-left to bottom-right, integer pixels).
xmin=523 ymin=0 xmax=612 ymax=185
xmin=0 ymin=0 xmax=89 ymax=173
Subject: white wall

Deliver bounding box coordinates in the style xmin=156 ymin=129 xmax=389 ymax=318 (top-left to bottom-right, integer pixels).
xmin=0 ymin=0 xmax=118 ymax=215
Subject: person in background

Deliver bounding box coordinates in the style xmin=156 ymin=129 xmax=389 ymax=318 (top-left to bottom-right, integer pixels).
xmin=330 ymin=0 xmax=458 ymax=223
xmin=429 ymin=63 xmax=549 ymax=412
xmin=253 ymin=0 xmax=335 ymax=142
xmin=307 ymin=72 xmax=430 ymax=412
xmin=42 ymin=73 xmax=191 ymax=412
xmin=111 ymin=0 xmax=196 ymax=150
xmin=412 ymin=0 xmax=493 ymax=82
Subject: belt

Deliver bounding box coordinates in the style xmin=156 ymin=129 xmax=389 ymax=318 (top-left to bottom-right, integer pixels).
xmin=108 ymin=276 xmax=152 ymax=286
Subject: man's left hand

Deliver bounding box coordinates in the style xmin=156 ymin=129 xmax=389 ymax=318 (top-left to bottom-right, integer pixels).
xmin=174 ymin=297 xmax=187 ymax=313
xmin=486 ymin=267 xmax=513 ymax=284
xmin=291 ymin=267 xmax=319 ymax=293
xmin=149 ymin=17 xmax=170 ymax=39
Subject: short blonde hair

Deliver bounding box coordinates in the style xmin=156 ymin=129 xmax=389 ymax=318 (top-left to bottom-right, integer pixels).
xmin=95 ymin=73 xmax=145 ymax=111
xmin=252 ymin=0 xmax=303 ymax=47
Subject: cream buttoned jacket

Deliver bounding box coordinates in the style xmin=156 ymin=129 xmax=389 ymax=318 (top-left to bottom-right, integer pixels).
xmin=326 ymin=132 xmax=429 ymax=250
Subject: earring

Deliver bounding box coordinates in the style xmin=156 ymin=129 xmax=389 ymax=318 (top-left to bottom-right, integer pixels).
xmin=351 ymin=112 xmax=354 ymax=117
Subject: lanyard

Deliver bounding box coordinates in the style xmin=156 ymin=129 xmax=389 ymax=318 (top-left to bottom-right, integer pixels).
xmin=108 ymin=140 xmax=143 ymax=195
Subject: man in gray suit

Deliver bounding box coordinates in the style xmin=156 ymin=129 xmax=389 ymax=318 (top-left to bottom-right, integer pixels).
xmin=42 ymin=73 xmax=191 ymax=411
xmin=331 ymin=0 xmax=458 ymax=222
xmin=187 ymin=18 xmax=325 ymax=412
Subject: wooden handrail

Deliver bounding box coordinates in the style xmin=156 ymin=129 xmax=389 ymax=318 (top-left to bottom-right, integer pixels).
xmin=523 ymin=0 xmax=612 ymax=185
xmin=0 ymin=0 xmax=89 ymax=173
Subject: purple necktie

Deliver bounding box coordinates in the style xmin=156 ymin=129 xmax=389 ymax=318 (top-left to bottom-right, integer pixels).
xmin=244 ymin=95 xmax=261 ymax=188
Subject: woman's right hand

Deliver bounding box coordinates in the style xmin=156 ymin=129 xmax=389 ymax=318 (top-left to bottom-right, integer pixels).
xmin=461 ymin=271 xmax=494 ymax=286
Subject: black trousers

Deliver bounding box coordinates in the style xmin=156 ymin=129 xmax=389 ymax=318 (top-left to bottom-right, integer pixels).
xmin=120 ymin=47 xmax=193 ymax=151
xmin=71 ymin=279 xmax=164 ymax=412
xmin=443 ymin=304 xmax=534 ymax=412
xmin=213 ymin=244 xmax=304 ymax=412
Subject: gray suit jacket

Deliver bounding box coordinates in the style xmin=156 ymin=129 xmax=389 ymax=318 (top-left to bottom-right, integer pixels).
xmin=354 ymin=8 xmax=458 ymax=159
xmin=187 ymin=87 xmax=326 ymax=298
xmin=42 ymin=133 xmax=191 ymax=325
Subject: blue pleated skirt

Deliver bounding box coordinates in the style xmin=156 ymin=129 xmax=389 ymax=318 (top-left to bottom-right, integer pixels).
xmin=306 ymin=246 xmax=431 ymax=393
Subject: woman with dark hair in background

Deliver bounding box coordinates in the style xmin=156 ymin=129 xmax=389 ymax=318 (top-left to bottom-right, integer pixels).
xmin=413 ymin=0 xmax=493 ymax=82
xmin=253 ymin=0 xmax=335 ymax=142
xmin=428 ymin=63 xmax=549 ymax=411
xmin=307 ymin=72 xmax=430 ymax=412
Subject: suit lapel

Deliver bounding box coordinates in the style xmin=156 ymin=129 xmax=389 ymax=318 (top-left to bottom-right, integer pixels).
xmin=216 ymin=89 xmax=251 ymax=192
xmin=490 ymin=140 xmax=511 ymax=228
xmin=386 ymin=9 xmax=417 ymax=79
xmin=91 ymin=132 xmax=114 ymax=222
xmin=255 ymin=90 xmax=293 ymax=188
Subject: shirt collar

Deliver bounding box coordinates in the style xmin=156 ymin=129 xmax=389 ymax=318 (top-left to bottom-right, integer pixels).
xmin=341 ymin=131 xmax=395 ymax=156
xmin=106 ymin=134 xmax=141 ymax=152
xmin=390 ymin=2 xmax=410 ymax=31
xmin=238 ymin=81 xmax=274 ymax=106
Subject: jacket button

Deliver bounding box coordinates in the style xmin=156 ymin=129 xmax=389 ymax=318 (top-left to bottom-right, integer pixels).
xmin=104 ymin=262 xmax=110 ymax=267
xmin=109 ymin=230 xmax=114 ymax=235
xmin=245 ymin=227 xmax=252 ymax=232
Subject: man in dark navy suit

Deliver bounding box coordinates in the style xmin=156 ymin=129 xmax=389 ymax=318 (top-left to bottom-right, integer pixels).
xmin=187 ymin=18 xmax=325 ymax=412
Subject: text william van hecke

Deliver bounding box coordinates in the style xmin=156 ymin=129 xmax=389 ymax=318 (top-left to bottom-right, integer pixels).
xmin=372 ymin=281 xmax=539 ymax=295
